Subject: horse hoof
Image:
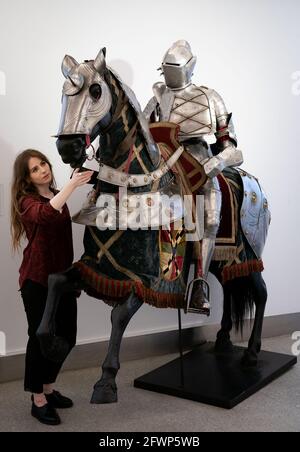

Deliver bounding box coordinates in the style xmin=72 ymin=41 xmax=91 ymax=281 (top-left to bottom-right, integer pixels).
xmin=214 ymin=337 xmax=234 ymax=353
xmin=37 ymin=334 xmax=70 ymax=363
xmin=241 ymin=351 xmax=258 ymax=368
xmin=90 ymin=380 xmax=118 ymax=404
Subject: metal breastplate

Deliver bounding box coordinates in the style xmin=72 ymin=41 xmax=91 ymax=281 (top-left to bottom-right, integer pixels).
xmin=161 ymin=85 xmax=216 ymax=140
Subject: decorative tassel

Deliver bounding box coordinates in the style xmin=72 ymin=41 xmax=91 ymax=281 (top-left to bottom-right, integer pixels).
xmin=135 ymin=282 xmax=185 ymax=309
xmin=222 ymin=260 xmax=264 ymax=284
xmin=73 ymin=258 xmax=264 ymax=309
xmin=73 ymin=261 xmax=186 ymax=309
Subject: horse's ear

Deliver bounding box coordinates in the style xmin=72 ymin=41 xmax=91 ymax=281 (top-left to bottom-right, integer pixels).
xmin=93 ymin=48 xmax=106 ymax=74
xmin=61 ymin=55 xmax=79 ymax=78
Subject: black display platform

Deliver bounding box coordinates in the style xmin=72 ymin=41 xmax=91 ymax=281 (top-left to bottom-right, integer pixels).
xmin=134 ymin=342 xmax=297 ymax=409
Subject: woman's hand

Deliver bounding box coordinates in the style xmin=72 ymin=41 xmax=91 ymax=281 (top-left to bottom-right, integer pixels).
xmin=69 ymin=168 xmax=94 ymax=188
xmin=50 ymin=169 xmax=94 ymax=212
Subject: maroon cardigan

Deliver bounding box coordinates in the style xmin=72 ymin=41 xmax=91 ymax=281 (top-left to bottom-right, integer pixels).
xmin=19 ymin=194 xmax=74 ymax=289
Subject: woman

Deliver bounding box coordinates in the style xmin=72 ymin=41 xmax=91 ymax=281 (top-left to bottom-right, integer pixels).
xmin=10 ymin=149 xmax=93 ymax=425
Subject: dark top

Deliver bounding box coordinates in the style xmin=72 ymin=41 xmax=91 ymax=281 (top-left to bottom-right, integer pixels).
xmin=19 ymin=194 xmax=74 ymax=289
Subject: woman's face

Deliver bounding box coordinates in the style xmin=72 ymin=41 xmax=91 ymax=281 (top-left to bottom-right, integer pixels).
xmin=28 ymin=157 xmax=52 ymax=188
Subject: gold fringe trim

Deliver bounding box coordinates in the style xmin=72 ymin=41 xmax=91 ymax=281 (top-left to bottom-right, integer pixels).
xmin=222 ymin=260 xmax=264 ymax=284
xmin=73 ymin=261 xmax=185 ymax=309
xmin=135 ymin=283 xmax=185 ymax=309
xmin=74 ymin=259 xmax=264 ymax=307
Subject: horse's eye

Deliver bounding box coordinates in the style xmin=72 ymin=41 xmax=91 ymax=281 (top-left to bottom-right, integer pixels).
xmin=89 ymin=83 xmax=102 ymax=100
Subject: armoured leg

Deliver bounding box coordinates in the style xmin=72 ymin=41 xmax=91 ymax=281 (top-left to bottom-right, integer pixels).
xmin=91 ymin=292 xmax=143 ymax=404
xmin=201 ymin=177 xmax=222 ymax=279
xmin=188 ymin=178 xmax=221 ymax=314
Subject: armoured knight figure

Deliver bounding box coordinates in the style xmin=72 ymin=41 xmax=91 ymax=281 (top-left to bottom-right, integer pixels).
xmin=144 ymin=40 xmax=244 ymax=315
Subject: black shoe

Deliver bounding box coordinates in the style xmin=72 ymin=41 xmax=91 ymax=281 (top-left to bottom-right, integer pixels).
xmin=45 ymin=390 xmax=73 ymax=408
xmin=31 ymin=397 xmax=61 ymax=425
xmin=186 ymin=279 xmax=210 ymax=315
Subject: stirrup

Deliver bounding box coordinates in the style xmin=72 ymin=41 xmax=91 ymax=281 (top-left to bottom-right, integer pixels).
xmin=184 ymin=277 xmax=210 ymax=316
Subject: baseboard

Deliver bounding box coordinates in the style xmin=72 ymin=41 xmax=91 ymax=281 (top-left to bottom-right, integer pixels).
xmin=0 ymin=312 xmax=299 ymax=383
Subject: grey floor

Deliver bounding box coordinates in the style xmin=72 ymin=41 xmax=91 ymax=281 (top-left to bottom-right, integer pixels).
xmin=0 ymin=335 xmax=299 ymax=432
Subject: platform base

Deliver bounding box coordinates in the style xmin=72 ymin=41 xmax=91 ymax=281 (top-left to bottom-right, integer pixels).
xmin=134 ymin=342 xmax=297 ymax=409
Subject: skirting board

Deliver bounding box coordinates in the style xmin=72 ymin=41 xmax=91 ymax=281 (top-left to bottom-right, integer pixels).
xmin=0 ymin=312 xmax=299 ymax=383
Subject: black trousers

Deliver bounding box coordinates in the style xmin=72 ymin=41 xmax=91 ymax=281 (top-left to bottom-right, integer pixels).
xmin=20 ymin=279 xmax=77 ymax=394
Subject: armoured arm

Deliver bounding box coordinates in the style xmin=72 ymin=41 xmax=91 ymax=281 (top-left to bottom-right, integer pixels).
xmin=203 ymin=90 xmax=243 ymax=178
xmin=143 ymin=96 xmax=159 ymax=121
xmin=144 ymin=82 xmax=171 ymax=123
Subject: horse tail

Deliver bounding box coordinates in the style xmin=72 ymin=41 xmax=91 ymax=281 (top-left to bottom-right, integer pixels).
xmin=225 ymin=276 xmax=255 ymax=335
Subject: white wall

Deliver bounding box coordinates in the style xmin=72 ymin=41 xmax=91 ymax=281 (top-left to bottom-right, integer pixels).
xmin=0 ymin=0 xmax=299 ymax=356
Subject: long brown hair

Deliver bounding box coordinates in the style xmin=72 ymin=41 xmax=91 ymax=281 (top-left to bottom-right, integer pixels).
xmin=10 ymin=149 xmax=56 ymax=253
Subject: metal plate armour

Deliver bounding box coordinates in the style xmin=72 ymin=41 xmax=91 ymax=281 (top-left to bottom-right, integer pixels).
xmin=238 ymin=170 xmax=271 ymax=258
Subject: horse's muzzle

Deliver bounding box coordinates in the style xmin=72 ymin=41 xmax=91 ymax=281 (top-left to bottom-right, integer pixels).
xmin=56 ymin=135 xmax=87 ymax=168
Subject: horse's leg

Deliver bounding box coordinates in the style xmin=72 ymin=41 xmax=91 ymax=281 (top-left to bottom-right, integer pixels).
xmin=36 ymin=266 xmax=83 ymax=362
xmin=215 ymin=282 xmax=234 ymax=352
xmin=241 ymin=272 xmax=267 ymax=367
xmin=91 ymin=292 xmax=143 ymax=404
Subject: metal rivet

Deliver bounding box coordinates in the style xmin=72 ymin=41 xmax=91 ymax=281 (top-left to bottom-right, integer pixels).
xmin=251 ymin=192 xmax=257 ymax=203
xmin=146 ymin=197 xmax=154 ymax=207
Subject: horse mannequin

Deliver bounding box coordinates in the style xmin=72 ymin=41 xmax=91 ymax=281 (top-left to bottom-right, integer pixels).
xmin=37 ymin=48 xmax=270 ymax=404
